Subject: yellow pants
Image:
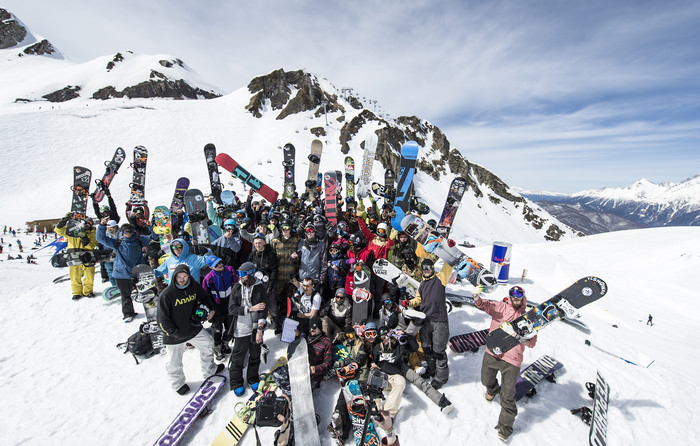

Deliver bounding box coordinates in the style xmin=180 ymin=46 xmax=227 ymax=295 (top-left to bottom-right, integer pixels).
xmin=69 ymin=264 xmax=95 ymax=296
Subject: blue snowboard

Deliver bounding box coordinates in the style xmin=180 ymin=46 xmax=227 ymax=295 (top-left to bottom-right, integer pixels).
xmin=391 ymin=141 xmax=419 ymax=230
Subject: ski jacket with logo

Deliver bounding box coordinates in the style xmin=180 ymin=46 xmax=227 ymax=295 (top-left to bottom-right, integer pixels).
xmin=157 ymin=264 xmax=216 ymax=345
xmin=247 ymin=244 xmax=279 ymax=292
xmin=474 ymin=295 xmax=537 ymax=367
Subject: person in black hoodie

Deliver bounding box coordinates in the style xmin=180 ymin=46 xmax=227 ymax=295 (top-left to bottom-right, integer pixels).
xmin=247 ymin=233 xmax=280 ymax=332
xmin=157 ymin=264 xmax=223 ymax=395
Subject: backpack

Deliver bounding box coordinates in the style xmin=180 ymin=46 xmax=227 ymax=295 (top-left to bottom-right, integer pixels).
xmin=117 ymin=327 xmax=155 ymax=364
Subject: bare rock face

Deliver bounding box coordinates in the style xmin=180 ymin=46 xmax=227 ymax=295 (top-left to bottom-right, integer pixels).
xmin=22 ymin=39 xmax=55 ymax=56
xmin=42 ymin=86 xmax=81 ymax=102
xmin=0 ymin=8 xmax=28 ymax=49
xmin=91 ymin=79 xmax=221 ymax=100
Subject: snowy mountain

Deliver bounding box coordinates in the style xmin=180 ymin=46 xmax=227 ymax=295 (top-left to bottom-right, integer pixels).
xmin=534 ymin=201 xmax=645 ymax=235
xmin=519 ymin=175 xmax=700 ymax=230
xmin=0 ymin=7 xmax=578 ymax=247
xmin=0 ymin=8 xmax=222 ymax=103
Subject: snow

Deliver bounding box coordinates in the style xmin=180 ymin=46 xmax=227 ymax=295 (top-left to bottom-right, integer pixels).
xmin=2 ymin=227 xmax=699 ymax=445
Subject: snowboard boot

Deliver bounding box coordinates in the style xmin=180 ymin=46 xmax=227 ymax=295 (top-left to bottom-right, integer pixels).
xmin=214 ymin=344 xmax=225 ymax=361
xmin=176 ymin=384 xmax=190 ymax=395
xmin=498 ymin=428 xmax=511 ymax=441
xmin=72 ymin=294 xmax=83 ymax=301
xmin=215 ymin=363 xmax=225 ymax=374
xmin=485 ymin=390 xmax=497 ymax=402
xmin=85 ymin=292 xmax=95 ymax=298
xmin=439 ymin=394 xmax=454 ymax=415
xmin=327 ymin=410 xmax=344 ymax=445
xmin=221 ymin=342 xmax=232 ymax=356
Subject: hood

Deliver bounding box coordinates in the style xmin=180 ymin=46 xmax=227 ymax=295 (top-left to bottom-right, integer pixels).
xmin=169 ymin=238 xmax=190 ymax=258
xmin=169 ymin=263 xmax=193 ymax=288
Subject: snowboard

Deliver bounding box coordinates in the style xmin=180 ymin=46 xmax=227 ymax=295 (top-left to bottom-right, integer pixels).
xmin=65 ymin=166 xmax=92 ymax=237
xmin=184 ymin=189 xmax=210 ymax=245
xmin=282 ymin=143 xmax=296 ymax=200
xmin=401 ymin=214 xmax=498 ymax=290
xmin=53 ymin=274 xmax=70 ymax=284
xmin=153 ymin=205 xmax=173 ymax=250
xmin=288 ymin=338 xmax=321 ymax=444
xmin=170 ymin=177 xmax=190 ymax=213
xmin=409 ymin=196 xmax=430 ymax=215
xmin=391 ymin=141 xmax=419 ymax=230
xmin=589 ymin=371 xmax=609 ymax=446
xmin=515 ymin=355 xmax=564 ymax=401
xmin=221 ymin=190 xmax=235 ymax=206
xmin=351 ymin=261 xmax=373 ymax=327
xmin=371 ymin=182 xmax=392 ymax=200
xmin=51 ymin=249 xmax=116 ymax=268
xmin=341 ymin=379 xmax=381 ymax=446
xmin=91 ymin=147 xmax=126 ymax=203
xmin=324 ymin=171 xmax=338 ymax=227
xmin=436 ymin=177 xmax=467 ymax=237
xmin=129 ymin=145 xmax=148 ymax=207
xmin=448 ymin=328 xmax=489 ymax=353
xmin=153 ymin=374 xmax=227 ymax=446
xmin=344 ymin=156 xmax=355 ymax=206
xmin=485 ymin=277 xmax=608 ymax=355
xmin=304 ymin=139 xmax=323 ymax=196
xmin=216 ymin=153 xmax=279 ymax=203
xmin=372 ymin=258 xmax=419 ymax=298
xmin=356 ymin=133 xmax=377 ymax=199
xmin=102 ymin=285 xmax=121 ymax=301
xmin=210 ymin=356 xmax=288 ymax=446
xmin=132 ymin=264 xmax=165 ymax=353
xmin=204 ymin=143 xmax=223 ymax=205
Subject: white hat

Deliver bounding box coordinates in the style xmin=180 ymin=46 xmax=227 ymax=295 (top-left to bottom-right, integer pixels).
xmin=107 ymin=220 xmax=118 ymax=227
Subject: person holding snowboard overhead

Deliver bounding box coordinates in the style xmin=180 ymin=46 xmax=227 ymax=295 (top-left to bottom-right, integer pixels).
xmin=473 ymin=285 xmax=537 ymax=441
xmin=55 ymin=214 xmax=97 ymax=300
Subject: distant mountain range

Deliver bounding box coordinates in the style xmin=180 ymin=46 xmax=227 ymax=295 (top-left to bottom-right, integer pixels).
xmin=518 ymin=175 xmax=700 ymax=234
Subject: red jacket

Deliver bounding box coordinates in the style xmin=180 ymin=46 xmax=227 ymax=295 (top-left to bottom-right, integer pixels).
xmin=474 ymin=295 xmax=537 ymax=367
xmin=358 ymin=218 xmax=394 ymax=260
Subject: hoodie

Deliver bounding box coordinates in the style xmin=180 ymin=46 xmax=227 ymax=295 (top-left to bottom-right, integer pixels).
xmin=154 ymin=238 xmax=210 ymax=284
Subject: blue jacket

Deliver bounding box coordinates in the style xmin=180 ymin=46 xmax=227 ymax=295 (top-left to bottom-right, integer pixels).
xmin=96 ymin=224 xmax=156 ymax=280
xmin=155 ymin=238 xmax=210 ymax=284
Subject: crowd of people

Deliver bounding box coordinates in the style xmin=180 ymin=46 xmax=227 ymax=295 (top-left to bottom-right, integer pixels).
xmin=51 ymin=179 xmax=536 ymax=443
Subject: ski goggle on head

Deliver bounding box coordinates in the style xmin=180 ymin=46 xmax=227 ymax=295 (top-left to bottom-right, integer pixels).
xmin=509 ymin=286 xmax=525 ymax=299
xmin=237 ymin=268 xmax=255 ymax=277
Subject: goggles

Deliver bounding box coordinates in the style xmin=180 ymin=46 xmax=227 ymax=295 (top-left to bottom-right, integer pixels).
xmin=237 ymin=269 xmax=255 ymax=277
xmin=344 ymin=332 xmax=355 ymax=339
xmin=369 ymin=219 xmax=378 ymax=225
xmin=305 ymin=227 xmax=315 ymax=233
xmin=364 ymin=330 xmax=378 ymax=339
xmin=383 ymin=299 xmax=393 ymax=307
xmin=253 ymin=232 xmax=265 ymax=239
xmin=171 ymin=243 xmax=184 ymax=250
xmin=329 ymin=248 xmax=340 ymax=254
xmin=121 ymin=229 xmax=134 ymax=235
xmin=224 ymin=225 xmax=236 ymax=231
xmin=509 ymin=287 xmax=525 ymax=299
xmin=377 ymin=228 xmax=387 ymax=235
xmin=281 ymin=225 xmax=292 ymax=231
xmin=421 ymin=264 xmax=434 ymax=272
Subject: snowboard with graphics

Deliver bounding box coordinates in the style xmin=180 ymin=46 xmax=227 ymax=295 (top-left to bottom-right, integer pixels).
xmin=304 ymin=139 xmax=323 ymax=195
xmin=324 ymin=171 xmax=338 ymax=226
xmin=391 ymin=141 xmax=419 ymax=230
xmin=589 ymin=371 xmax=610 ymax=446
xmin=91 ymin=147 xmax=126 ymax=203
xmin=372 ymin=258 xmax=419 ymax=298
xmin=216 ymin=153 xmax=279 ymax=203
xmin=184 ymin=189 xmax=210 ymax=245
xmin=153 ymin=374 xmax=227 ymax=446
xmin=129 ymin=145 xmax=148 ymax=207
xmin=169 ymin=177 xmax=190 ymax=213
xmin=341 ymin=379 xmax=381 ymax=446
xmin=401 ymin=214 xmax=498 ymax=290
xmin=283 ymin=143 xmax=296 ymax=200
xmin=485 ymin=277 xmax=608 ymax=355
xmin=51 ymin=249 xmax=116 ymax=268
xmin=351 ymin=261 xmax=373 ymax=327
xmin=66 ymin=166 xmax=92 ymax=237
xmin=356 ymin=133 xmax=377 ymax=199
xmin=448 ymin=328 xmax=489 ymax=353
xmin=344 ymin=156 xmax=355 ymax=206
xmin=515 ymin=355 xmax=564 ymax=401
xmin=437 ymin=177 xmax=467 ymax=237
xmin=153 ymin=205 xmax=173 ymax=250
xmin=131 ymin=264 xmax=165 ymax=353
xmin=204 ymin=143 xmax=223 ymax=205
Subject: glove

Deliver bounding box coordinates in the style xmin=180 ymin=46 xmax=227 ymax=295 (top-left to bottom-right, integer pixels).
xmin=77 ymin=231 xmax=86 ymax=238
xmin=422 ymin=233 xmax=440 ymax=253
xmin=346 ymin=258 xmax=355 ymax=265
xmin=473 ymin=284 xmax=484 ymax=295
xmin=447 ymin=238 xmax=456 ymax=247
xmin=400 ymin=299 xmax=410 ymax=308
xmin=248 ymin=189 xmax=255 ymax=197
xmin=456 ymin=260 xmax=473 ymax=279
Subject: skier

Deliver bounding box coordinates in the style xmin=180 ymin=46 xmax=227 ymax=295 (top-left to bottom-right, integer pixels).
xmin=473 ymin=285 xmax=537 ymax=441
xmin=55 ymin=213 xmax=97 ymax=300
xmin=227 ymin=261 xmax=267 ymax=396
xmin=201 ymin=255 xmax=238 ymax=361
xmin=157 ymin=264 xmax=224 ymax=395
xmin=97 ymin=219 xmax=158 ymax=321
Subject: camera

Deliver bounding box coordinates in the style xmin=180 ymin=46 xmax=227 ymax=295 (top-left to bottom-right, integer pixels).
xmin=255 ymin=393 xmax=288 ymax=427
xmin=366 ymin=369 xmax=389 ymax=396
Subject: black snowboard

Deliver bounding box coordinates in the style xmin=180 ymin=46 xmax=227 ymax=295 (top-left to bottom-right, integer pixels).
xmin=51 ymin=249 xmax=116 ymax=268
xmin=131 ymin=264 xmax=165 ymax=353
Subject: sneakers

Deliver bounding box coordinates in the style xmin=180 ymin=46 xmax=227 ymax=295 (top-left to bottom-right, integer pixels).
xmin=72 ymin=295 xmax=83 ymax=301
xmin=215 ymin=363 xmax=225 ymax=374
xmin=177 ymin=384 xmax=190 ymax=395
xmin=123 ymin=312 xmax=137 ymax=323
xmin=439 ymin=394 xmax=454 ymax=415
xmin=85 ymin=292 xmax=96 ymax=298
xmin=221 ymin=343 xmax=232 ymax=355
xmin=485 ymin=390 xmax=496 ymax=402
xmin=498 ymin=429 xmax=510 ymax=441
xmin=232 ymin=386 xmax=245 ymax=397
xmin=250 ymin=381 xmax=260 ymax=392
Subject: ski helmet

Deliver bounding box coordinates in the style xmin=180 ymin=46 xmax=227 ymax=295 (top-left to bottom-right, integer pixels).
xmin=377 ymin=222 xmax=389 ymax=237
xmin=509 ymin=286 xmax=525 ymax=299
xmin=223 ymin=218 xmax=237 ymax=227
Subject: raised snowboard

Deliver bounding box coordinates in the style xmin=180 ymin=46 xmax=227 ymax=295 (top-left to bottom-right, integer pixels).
xmin=204 ymin=143 xmax=223 ymax=205
xmin=436 ymin=177 xmax=467 ymax=237
xmin=351 ymin=261 xmax=373 ymax=327
xmin=216 ymin=153 xmax=279 ymax=203
xmin=184 ymin=189 xmax=210 ymax=246
xmin=391 ymin=141 xmax=419 ymax=230
xmin=324 ymin=171 xmax=338 ymax=226
xmin=282 ymin=143 xmax=296 ymax=200
xmin=356 ymin=133 xmax=377 ymax=199
xmin=372 ymin=258 xmax=419 ymax=298
xmin=91 ymin=147 xmax=126 ymax=203
xmin=65 ymin=166 xmax=92 ymax=237
xmin=485 ymin=277 xmax=608 ymax=355
xmin=170 ymin=177 xmax=190 ymax=213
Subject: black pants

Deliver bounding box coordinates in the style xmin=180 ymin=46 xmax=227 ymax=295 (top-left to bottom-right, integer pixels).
xmin=228 ymin=334 xmax=262 ymax=389
xmin=115 ymin=278 xmax=135 ymax=317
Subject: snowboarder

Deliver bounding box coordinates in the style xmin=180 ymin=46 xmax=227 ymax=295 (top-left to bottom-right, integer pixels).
xmin=157 ymin=264 xmax=223 ymax=395
xmin=647 ymin=314 xmax=653 ymax=326
xmin=473 ymin=285 xmax=537 ymax=441
xmin=201 ymin=255 xmax=238 ymax=361
xmin=55 ymin=213 xmax=97 ymax=300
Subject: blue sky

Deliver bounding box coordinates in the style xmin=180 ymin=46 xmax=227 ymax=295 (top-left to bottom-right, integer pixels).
xmin=4 ymin=0 xmax=700 ymax=193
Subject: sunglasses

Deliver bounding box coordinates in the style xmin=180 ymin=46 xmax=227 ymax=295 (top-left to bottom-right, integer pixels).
xmin=121 ymin=229 xmax=134 ymax=235
xmin=364 ymin=330 xmax=377 ymax=339
xmin=238 ymin=269 xmax=255 ymax=277
xmin=302 ymin=284 xmax=314 ymax=289
xmin=336 ymin=294 xmax=345 ymax=299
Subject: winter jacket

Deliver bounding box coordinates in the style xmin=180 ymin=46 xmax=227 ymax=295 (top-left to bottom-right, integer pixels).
xmin=154 ymin=238 xmax=210 ymax=284
xmin=228 ymin=277 xmax=267 ymax=337
xmin=55 ymin=223 xmax=97 ymax=252
xmin=474 ymin=295 xmax=537 ymax=367
xmin=338 ymin=337 xmax=371 ymax=382
xmin=416 ymin=263 xmax=453 ymax=323
xmin=372 ymin=336 xmax=418 ymax=377
xmin=358 ymin=218 xmax=395 ymax=260
xmin=157 ymin=264 xmax=216 ymax=345
xmin=96 ymin=224 xmax=156 ymax=280
xmin=344 ymin=248 xmax=374 ymax=295
xmin=308 ymin=333 xmax=333 ymax=382
xmin=295 ymin=237 xmax=328 ymax=283
xmin=271 ymin=235 xmax=299 ymax=290
xmin=247 ymin=244 xmax=279 ymax=291
xmin=321 ymin=296 xmax=353 ymax=330
xmin=202 ymin=265 xmax=239 ymax=318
